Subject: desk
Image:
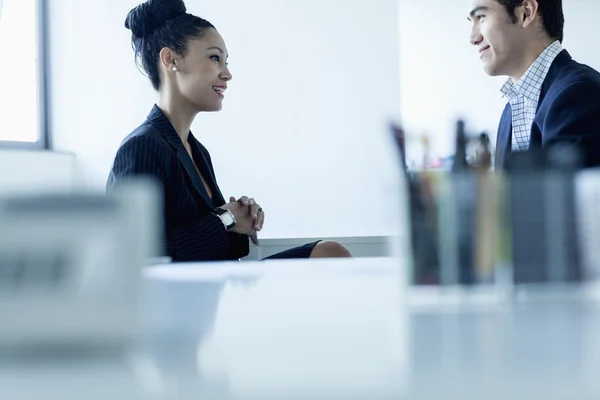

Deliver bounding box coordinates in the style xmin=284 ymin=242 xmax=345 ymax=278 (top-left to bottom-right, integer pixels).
xmin=140 ymin=257 xmax=600 ymax=399
xmin=3 ymin=257 xmax=600 ymax=399
xmin=140 ymin=257 xmax=407 ymax=399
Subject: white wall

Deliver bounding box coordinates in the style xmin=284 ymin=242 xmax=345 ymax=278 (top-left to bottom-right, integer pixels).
xmin=48 ymin=0 xmax=404 ymax=239
xmin=399 ymin=0 xmax=600 ymax=164
xmin=0 ymin=150 xmax=77 ymax=195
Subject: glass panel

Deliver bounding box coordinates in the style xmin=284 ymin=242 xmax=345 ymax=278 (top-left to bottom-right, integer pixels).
xmin=0 ymin=0 xmax=40 ymax=143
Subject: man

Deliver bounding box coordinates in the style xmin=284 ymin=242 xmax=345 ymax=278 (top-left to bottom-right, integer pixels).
xmin=468 ymin=0 xmax=600 ymax=168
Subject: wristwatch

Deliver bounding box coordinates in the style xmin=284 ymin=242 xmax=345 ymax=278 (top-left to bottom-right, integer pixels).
xmin=212 ymin=207 xmax=236 ymax=231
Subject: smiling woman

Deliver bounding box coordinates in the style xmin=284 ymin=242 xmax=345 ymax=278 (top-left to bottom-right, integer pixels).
xmin=107 ymin=0 xmax=351 ymax=262
xmin=0 ymin=0 xmax=47 ymax=148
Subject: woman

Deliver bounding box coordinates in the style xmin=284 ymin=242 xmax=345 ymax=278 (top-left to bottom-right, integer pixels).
xmin=107 ymin=0 xmax=350 ymax=262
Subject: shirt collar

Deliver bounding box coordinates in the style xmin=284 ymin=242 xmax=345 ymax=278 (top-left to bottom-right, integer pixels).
xmin=500 ymin=40 xmax=564 ymax=102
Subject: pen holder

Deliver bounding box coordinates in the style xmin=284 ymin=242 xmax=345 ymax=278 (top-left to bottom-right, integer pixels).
xmin=406 ymin=169 xmax=504 ymax=285
xmin=393 ymin=121 xmax=593 ymax=286
xmin=405 ymin=148 xmax=594 ymax=286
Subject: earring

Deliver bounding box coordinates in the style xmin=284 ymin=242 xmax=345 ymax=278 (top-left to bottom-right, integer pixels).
xmin=172 ymin=66 xmax=178 ymax=72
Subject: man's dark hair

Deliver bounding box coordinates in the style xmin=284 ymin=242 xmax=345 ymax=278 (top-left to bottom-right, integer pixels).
xmin=125 ymin=0 xmax=215 ymax=91
xmin=496 ymin=0 xmax=564 ymax=42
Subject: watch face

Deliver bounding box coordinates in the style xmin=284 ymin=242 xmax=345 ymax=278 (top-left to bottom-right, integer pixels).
xmin=222 ymin=213 xmax=234 ymax=226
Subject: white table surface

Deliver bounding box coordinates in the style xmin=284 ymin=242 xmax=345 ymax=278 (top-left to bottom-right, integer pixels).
xmin=139 ymin=257 xmax=600 ymax=399
xmin=140 ymin=257 xmax=408 ymax=399
xmin=3 ymin=257 xmax=600 ymax=399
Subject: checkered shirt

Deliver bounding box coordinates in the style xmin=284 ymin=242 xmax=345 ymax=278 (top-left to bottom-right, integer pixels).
xmin=501 ymin=41 xmax=564 ymax=151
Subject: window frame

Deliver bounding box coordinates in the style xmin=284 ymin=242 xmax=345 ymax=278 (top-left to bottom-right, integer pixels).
xmin=0 ymin=0 xmax=50 ymax=150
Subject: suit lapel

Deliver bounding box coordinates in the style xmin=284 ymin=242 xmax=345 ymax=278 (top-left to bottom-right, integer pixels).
xmin=188 ymin=133 xmax=226 ymax=207
xmin=527 ymin=50 xmax=572 ymax=151
xmin=496 ymin=104 xmax=512 ymax=169
xmin=146 ymin=105 xmax=215 ymax=208
xmin=537 ymin=50 xmax=571 ymax=108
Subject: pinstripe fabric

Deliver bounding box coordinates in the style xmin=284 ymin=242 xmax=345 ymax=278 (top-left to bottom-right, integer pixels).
xmin=107 ymin=105 xmax=249 ymax=261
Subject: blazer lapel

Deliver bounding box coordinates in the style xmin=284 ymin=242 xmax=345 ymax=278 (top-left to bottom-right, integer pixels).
xmin=496 ymin=103 xmax=512 ymax=169
xmin=538 ymin=50 xmax=572 ymax=107
xmin=146 ymin=105 xmax=214 ymax=208
xmin=188 ymin=133 xmax=226 ymax=206
xmin=527 ymin=50 xmax=572 ymax=151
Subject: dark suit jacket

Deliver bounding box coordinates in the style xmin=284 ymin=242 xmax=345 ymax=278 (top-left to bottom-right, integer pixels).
xmin=496 ymin=50 xmax=600 ymax=169
xmin=107 ymin=105 xmax=249 ymax=261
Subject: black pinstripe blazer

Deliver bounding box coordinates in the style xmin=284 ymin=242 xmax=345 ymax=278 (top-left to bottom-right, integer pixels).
xmin=107 ymin=105 xmax=249 ymax=261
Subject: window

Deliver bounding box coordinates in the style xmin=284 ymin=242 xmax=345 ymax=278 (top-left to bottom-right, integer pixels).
xmin=0 ymin=0 xmax=48 ymax=148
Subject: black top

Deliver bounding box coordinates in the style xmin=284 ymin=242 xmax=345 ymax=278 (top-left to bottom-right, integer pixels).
xmin=107 ymin=105 xmax=249 ymax=261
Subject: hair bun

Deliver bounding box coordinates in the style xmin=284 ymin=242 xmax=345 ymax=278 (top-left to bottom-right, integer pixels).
xmin=125 ymin=0 xmax=187 ymax=39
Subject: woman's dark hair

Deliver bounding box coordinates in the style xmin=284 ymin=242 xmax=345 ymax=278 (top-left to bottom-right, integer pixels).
xmin=125 ymin=0 xmax=215 ymax=90
xmin=495 ymin=0 xmax=564 ymax=42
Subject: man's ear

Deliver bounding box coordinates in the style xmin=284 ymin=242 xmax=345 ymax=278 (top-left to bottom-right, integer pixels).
xmin=521 ymin=0 xmax=539 ymax=29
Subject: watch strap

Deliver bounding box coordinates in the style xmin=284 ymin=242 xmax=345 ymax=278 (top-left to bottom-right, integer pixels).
xmin=212 ymin=207 xmax=236 ymax=231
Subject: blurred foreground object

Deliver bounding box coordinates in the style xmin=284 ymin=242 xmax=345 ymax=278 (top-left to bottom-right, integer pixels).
xmin=0 ymin=180 xmax=160 ymax=399
xmin=391 ymin=120 xmax=600 ymax=286
xmin=475 ymin=133 xmax=492 ymax=170
xmin=0 ymin=180 xmax=160 ymax=349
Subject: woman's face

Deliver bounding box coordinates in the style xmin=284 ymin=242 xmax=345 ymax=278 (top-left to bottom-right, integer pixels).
xmin=172 ymin=28 xmax=233 ymax=112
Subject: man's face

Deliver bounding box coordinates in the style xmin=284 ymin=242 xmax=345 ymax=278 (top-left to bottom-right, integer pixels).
xmin=468 ymin=0 xmax=526 ymax=77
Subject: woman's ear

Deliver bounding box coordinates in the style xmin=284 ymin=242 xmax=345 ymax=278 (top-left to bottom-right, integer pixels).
xmin=159 ymin=47 xmax=179 ymax=72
